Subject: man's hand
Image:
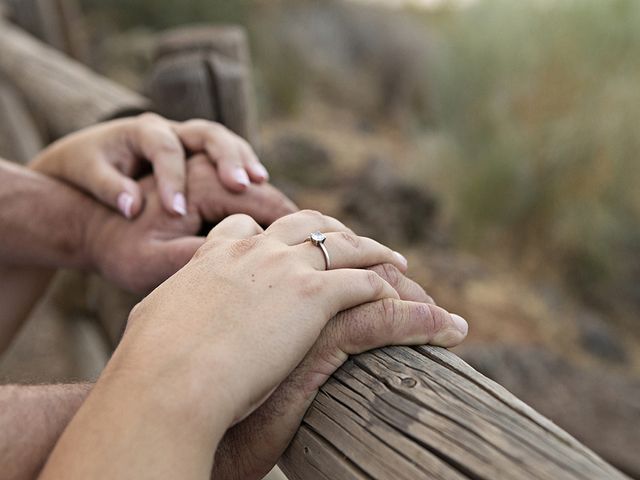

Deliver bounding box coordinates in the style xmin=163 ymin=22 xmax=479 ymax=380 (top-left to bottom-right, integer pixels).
xmin=212 ymin=264 xmax=468 ymax=480
xmin=85 ymin=154 xmax=297 ymax=293
xmin=31 ymin=113 xmax=270 ymax=218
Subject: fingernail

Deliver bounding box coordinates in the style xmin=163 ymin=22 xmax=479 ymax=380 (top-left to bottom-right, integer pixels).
xmin=254 ymin=164 xmax=269 ymax=181
xmin=233 ymin=168 xmax=250 ymax=187
xmin=451 ymin=314 xmax=469 ymax=336
xmin=173 ymin=192 xmax=187 ymax=216
xmin=117 ymin=192 xmax=134 ymax=219
xmin=393 ymin=251 xmax=408 ymax=268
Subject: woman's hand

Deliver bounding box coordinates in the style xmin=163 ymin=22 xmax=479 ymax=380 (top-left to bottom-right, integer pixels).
xmin=31 ymin=113 xmax=268 ymax=219
xmin=212 ymin=264 xmax=468 ymax=480
xmin=122 ymin=211 xmax=411 ymax=422
xmin=40 ymin=211 xmax=416 ymax=480
xmin=40 ymin=211 xmax=465 ymax=480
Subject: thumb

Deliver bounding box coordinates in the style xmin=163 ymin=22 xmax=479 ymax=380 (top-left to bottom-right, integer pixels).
xmin=219 ymin=183 xmax=299 ymax=226
xmin=155 ymin=236 xmax=205 ymax=276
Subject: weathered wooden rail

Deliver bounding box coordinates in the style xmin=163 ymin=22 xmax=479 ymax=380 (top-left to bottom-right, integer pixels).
xmin=0 ymin=7 xmax=630 ymax=480
xmin=281 ymin=346 xmax=627 ymax=479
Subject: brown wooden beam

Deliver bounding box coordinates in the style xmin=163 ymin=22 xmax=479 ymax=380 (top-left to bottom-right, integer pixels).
xmin=280 ymin=346 xmax=628 ymax=480
xmin=0 ymin=18 xmax=147 ymax=137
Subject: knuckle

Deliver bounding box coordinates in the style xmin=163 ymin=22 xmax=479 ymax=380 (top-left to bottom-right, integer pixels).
xmin=366 ymin=270 xmax=385 ymax=295
xmin=229 ymin=213 xmax=254 ymax=224
xmin=379 ymin=263 xmax=400 ymax=287
xmin=378 ymin=298 xmax=400 ymax=339
xmin=184 ymin=118 xmax=210 ymax=129
xmin=299 ymin=209 xmax=324 ymax=220
xmin=339 ymin=231 xmax=360 ymax=249
xmin=153 ymin=137 xmax=183 ymax=157
xmin=138 ymin=112 xmax=162 ymax=123
xmin=424 ymin=304 xmax=447 ymax=337
xmin=381 ymin=297 xmax=397 ymax=322
xmin=128 ymin=301 xmax=146 ymax=322
xmin=228 ymin=237 xmax=260 ymax=258
xmin=193 ymin=239 xmax=217 ymax=259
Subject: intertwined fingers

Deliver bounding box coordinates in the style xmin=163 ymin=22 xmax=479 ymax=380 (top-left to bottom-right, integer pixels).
xmin=172 ymin=119 xmax=268 ymax=190
xmin=368 ymin=263 xmax=434 ymax=304
xmin=131 ymin=114 xmax=187 ymax=215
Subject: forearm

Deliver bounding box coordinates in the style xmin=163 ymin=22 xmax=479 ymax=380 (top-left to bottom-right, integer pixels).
xmin=0 ymin=159 xmax=99 ymax=270
xmin=0 ymin=383 xmax=91 ymax=480
xmin=0 ymin=265 xmax=54 ymax=353
xmin=39 ymin=330 xmax=233 ymax=480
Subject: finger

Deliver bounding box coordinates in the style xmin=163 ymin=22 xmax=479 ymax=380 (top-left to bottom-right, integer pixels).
xmin=295 ymin=231 xmax=407 ymax=272
xmin=134 ymin=117 xmax=188 ymax=216
xmin=173 ymin=120 xmax=252 ymax=192
xmin=225 ymin=184 xmax=299 ymax=226
xmin=329 ymin=299 xmax=468 ymax=351
xmin=148 ymin=236 xmax=205 ymax=290
xmin=206 ymin=214 xmax=264 ymax=241
xmin=238 ymin=139 xmax=269 ymax=183
xmin=266 ymin=210 xmax=353 ymax=245
xmin=211 ymin=185 xmax=298 ymax=227
xmin=368 ymin=264 xmax=435 ymax=304
xmin=82 ymin=159 xmax=143 ymax=219
xmin=321 ymin=269 xmax=400 ymax=317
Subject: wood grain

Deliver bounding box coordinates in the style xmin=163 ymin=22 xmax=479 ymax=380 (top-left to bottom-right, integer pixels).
xmin=147 ymin=26 xmax=257 ymax=144
xmin=280 ymin=346 xmax=628 ymax=480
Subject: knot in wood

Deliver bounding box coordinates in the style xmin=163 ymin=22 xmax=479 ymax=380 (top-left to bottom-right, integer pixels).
xmin=400 ymin=377 xmax=417 ymax=388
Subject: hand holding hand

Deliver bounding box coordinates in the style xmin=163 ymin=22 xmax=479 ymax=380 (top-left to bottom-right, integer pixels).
xmin=211 ymin=264 xmax=468 ymax=480
xmin=31 ymin=113 xmax=268 ymax=218
xmin=120 ymin=210 xmax=410 ymax=425
xmin=85 ymin=154 xmax=296 ymax=293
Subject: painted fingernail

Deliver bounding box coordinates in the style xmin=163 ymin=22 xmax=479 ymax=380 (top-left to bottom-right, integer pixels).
xmin=450 ymin=314 xmax=469 ymax=335
xmin=173 ymin=192 xmax=187 ymax=216
xmin=117 ymin=192 xmax=134 ymax=219
xmin=254 ymin=164 xmax=269 ymax=181
xmin=393 ymin=251 xmax=408 ymax=268
xmin=233 ymin=168 xmax=250 ymax=187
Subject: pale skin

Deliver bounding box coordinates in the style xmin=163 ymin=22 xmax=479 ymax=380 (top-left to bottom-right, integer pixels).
xmin=0 ymin=116 xmax=468 ymax=479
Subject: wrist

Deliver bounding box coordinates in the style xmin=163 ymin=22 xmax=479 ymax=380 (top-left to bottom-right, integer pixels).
xmin=110 ymin=316 xmax=237 ymax=443
xmin=80 ymin=202 xmax=113 ymax=275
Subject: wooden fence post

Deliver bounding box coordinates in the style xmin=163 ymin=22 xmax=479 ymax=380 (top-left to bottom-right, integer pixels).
xmin=0 ymin=18 xmax=148 ymax=137
xmin=6 ymin=0 xmax=89 ymax=62
xmin=147 ymin=25 xmax=258 ymax=145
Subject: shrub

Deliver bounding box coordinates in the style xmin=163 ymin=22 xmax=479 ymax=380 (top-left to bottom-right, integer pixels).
xmin=425 ymin=0 xmax=640 ymax=306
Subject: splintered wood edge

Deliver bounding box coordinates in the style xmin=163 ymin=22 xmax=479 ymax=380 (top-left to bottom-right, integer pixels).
xmin=280 ymin=346 xmax=628 ymax=480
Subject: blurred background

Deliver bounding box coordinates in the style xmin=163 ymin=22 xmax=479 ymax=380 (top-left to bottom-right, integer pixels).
xmin=1 ymin=0 xmax=639 ymax=477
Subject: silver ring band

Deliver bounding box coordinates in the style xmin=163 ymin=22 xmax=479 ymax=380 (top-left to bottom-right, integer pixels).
xmin=307 ymin=231 xmax=331 ymax=270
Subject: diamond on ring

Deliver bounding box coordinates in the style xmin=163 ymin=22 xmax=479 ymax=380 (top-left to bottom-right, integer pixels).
xmin=307 ymin=231 xmax=330 ymax=270
xmin=309 ymin=231 xmax=326 ymax=245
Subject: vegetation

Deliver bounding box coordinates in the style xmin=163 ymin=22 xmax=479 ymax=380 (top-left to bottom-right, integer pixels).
xmin=425 ymin=0 xmax=640 ymax=308
xmin=80 ymin=0 xmax=640 ymax=311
